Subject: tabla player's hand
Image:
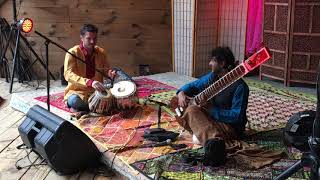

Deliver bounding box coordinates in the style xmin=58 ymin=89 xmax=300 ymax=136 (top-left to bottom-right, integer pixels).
xmin=92 ymin=81 xmax=105 ymax=92
xmin=177 ymin=91 xmax=190 ymax=108
xmin=107 ymin=69 xmax=117 ymax=79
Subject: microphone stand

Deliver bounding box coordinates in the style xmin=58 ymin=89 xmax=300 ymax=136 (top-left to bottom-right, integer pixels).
xmin=1 ymin=0 xmax=55 ymax=92
xmin=9 ymin=24 xmax=21 ymax=93
xmin=34 ymin=31 xmax=111 ymax=111
xmin=144 ymin=100 xmax=167 ymax=134
xmin=145 ymin=99 xmax=171 ymax=135
xmin=275 ymin=70 xmax=320 ymax=180
xmin=45 ymin=40 xmax=50 ymax=111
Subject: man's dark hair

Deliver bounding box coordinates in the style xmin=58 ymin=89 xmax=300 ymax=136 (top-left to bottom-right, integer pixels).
xmin=80 ymin=24 xmax=98 ymax=36
xmin=211 ymin=47 xmax=236 ymax=70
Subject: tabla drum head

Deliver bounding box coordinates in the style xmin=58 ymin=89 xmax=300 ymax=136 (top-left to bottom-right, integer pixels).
xmin=110 ymin=81 xmax=136 ymax=98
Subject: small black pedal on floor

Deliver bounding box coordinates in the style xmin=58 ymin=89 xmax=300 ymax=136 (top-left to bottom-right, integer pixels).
xmin=143 ymin=128 xmax=179 ymax=142
xmin=144 ymin=128 xmax=166 ymax=135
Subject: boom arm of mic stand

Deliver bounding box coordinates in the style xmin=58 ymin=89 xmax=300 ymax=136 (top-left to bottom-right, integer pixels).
xmin=0 ymin=25 xmax=13 ymax=83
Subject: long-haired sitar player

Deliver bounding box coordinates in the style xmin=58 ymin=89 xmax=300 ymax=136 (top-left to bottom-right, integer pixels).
xmin=172 ymin=47 xmax=250 ymax=145
xmin=170 ymin=46 xmax=285 ymax=169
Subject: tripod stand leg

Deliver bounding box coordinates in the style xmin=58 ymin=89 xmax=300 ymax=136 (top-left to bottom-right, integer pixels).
xmin=4 ymin=59 xmax=10 ymax=83
xmin=9 ymin=29 xmax=21 ymax=93
xmin=274 ymin=160 xmax=303 ymax=180
xmin=20 ymin=35 xmax=56 ymax=80
xmin=308 ymin=155 xmax=320 ymax=180
xmin=0 ymin=27 xmax=13 ymax=83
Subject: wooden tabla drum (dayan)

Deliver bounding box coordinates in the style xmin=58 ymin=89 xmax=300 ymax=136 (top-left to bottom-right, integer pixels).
xmin=110 ymin=80 xmax=137 ymax=110
xmin=88 ymin=90 xmax=114 ymax=114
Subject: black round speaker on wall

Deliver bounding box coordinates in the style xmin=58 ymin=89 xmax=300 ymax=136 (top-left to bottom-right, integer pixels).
xmin=283 ymin=110 xmax=316 ymax=152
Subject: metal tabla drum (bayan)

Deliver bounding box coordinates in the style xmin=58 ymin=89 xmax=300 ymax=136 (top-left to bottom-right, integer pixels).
xmin=88 ymin=90 xmax=114 ymax=114
xmin=110 ymin=80 xmax=137 ymax=109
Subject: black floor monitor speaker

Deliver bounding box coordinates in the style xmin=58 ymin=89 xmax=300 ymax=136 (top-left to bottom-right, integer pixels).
xmin=283 ymin=110 xmax=316 ymax=152
xmin=18 ymin=105 xmax=101 ymax=175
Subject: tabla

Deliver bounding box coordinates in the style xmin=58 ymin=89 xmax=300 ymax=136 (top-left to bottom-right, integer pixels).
xmin=88 ymin=90 xmax=114 ymax=114
xmin=110 ymin=80 xmax=137 ymax=109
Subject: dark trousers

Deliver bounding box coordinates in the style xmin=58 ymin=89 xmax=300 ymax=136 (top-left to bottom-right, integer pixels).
xmin=67 ymin=94 xmax=89 ymax=112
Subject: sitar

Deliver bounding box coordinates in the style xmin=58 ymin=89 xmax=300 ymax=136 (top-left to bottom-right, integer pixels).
xmin=172 ymin=47 xmax=272 ymax=117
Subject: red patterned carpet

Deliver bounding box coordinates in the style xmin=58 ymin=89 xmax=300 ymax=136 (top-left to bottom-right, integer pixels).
xmin=33 ymin=78 xmax=316 ymax=134
xmin=77 ymin=105 xmax=194 ymax=164
xmin=34 ymin=78 xmax=191 ymax=164
xmin=34 ymin=78 xmax=176 ymax=112
xmin=33 ymin=78 xmax=316 ymax=178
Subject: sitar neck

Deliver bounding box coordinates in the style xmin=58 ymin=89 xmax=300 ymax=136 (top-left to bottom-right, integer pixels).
xmin=193 ymin=47 xmax=271 ymax=104
xmin=194 ymin=64 xmax=246 ymax=104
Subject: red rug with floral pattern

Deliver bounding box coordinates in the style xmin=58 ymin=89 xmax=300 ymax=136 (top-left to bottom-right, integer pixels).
xmin=77 ymin=105 xmax=194 ymax=164
xmin=34 ymin=78 xmax=176 ymax=112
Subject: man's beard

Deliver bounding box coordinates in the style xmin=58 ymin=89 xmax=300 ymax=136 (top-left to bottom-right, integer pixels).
xmin=212 ymin=68 xmax=222 ymax=74
xmin=85 ymin=44 xmax=94 ymax=51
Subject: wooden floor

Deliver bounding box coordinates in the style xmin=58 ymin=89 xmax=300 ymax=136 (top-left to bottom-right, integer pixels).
xmin=0 ymin=79 xmax=125 ymax=180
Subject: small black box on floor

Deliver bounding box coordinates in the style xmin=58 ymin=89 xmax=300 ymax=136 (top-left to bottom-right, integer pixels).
xmin=18 ymin=105 xmax=101 ymax=175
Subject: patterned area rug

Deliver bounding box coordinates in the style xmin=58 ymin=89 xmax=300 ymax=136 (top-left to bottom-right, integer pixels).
xmin=135 ymin=78 xmax=176 ymax=98
xmin=245 ymin=79 xmax=316 ymax=102
xmin=34 ymin=78 xmax=176 ymax=112
xmin=32 ymin=77 xmax=317 ymax=179
xmin=147 ymin=88 xmax=316 ymax=134
xmin=131 ymin=129 xmax=310 ymax=180
xmin=34 ymin=92 xmax=70 ymax=112
xmin=75 ymin=81 xmax=316 ymax=179
xmin=130 ymin=79 xmax=317 ymax=179
xmin=246 ymin=89 xmax=316 ymax=134
xmin=77 ymin=105 xmax=195 ymax=164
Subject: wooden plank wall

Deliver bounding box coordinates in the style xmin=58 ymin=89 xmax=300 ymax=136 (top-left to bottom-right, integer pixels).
xmin=0 ymin=0 xmax=172 ymax=78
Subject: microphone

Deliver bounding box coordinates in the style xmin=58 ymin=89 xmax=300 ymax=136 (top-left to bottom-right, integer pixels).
xmin=149 ymin=139 xmax=172 ymax=147
xmin=109 ymin=68 xmax=119 ymax=88
xmin=149 ymin=139 xmax=187 ymax=150
xmin=146 ymin=98 xmax=168 ymax=107
xmin=104 ymin=68 xmax=119 ymax=89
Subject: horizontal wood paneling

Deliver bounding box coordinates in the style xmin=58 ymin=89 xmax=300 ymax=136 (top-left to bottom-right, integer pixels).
xmin=0 ymin=0 xmax=172 ymax=78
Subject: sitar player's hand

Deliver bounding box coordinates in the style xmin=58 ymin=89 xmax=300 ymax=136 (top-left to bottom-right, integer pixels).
xmin=177 ymin=91 xmax=190 ymax=108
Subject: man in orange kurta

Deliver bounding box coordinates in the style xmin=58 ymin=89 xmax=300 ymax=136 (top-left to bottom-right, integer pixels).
xmin=64 ymin=24 xmax=116 ymax=112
